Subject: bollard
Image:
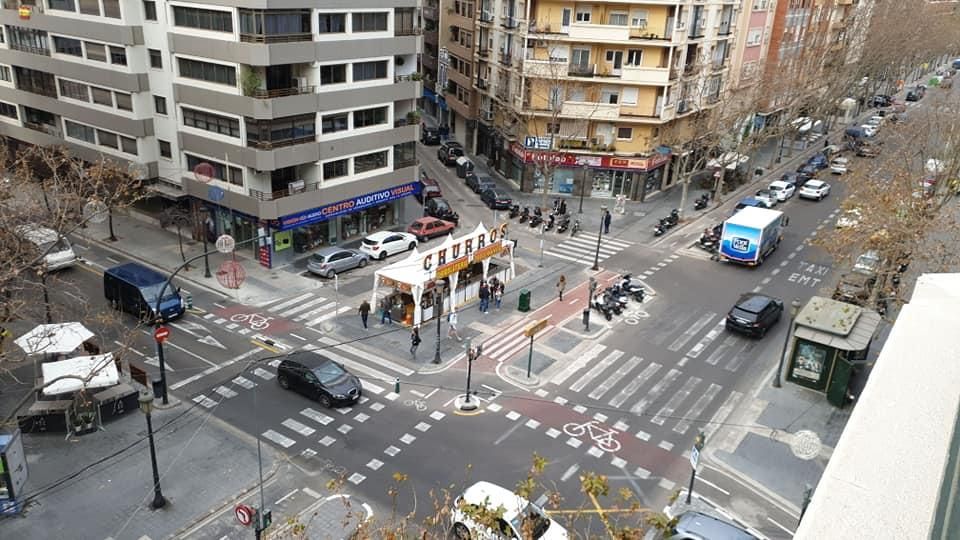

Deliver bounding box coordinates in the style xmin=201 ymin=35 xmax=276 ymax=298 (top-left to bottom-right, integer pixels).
xmin=394 ymin=377 xmax=400 ymax=393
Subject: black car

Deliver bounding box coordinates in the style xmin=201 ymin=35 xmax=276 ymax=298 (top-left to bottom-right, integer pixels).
xmin=420 ymin=127 xmax=441 ymax=145
xmin=277 ymin=352 xmax=362 ymax=408
xmin=481 ymin=188 xmax=512 ymax=210
xmin=869 ymin=94 xmax=893 ymax=108
xmin=906 ymin=86 xmax=925 ymax=101
xmin=779 ymin=171 xmax=807 ymax=187
xmin=725 ymin=293 xmax=784 ymax=338
xmin=424 ymin=197 xmax=460 ymax=225
xmin=437 ymin=141 xmax=464 ymax=165
xmin=466 ymin=173 xmax=496 ymax=194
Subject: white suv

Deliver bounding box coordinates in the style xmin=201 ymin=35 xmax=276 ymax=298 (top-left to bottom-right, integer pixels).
xmin=451 ymin=481 xmax=568 ymax=539
xmin=358 ymin=231 xmax=418 ymax=260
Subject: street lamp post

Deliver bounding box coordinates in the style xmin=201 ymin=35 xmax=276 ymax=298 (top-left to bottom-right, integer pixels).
xmin=199 ymin=207 xmax=212 ymax=279
xmin=578 ymin=164 xmax=588 ymax=214
xmin=462 ymin=339 xmax=482 ymax=409
xmin=433 ymin=285 xmax=443 ymax=364
xmin=591 ymin=205 xmax=608 ymax=271
xmin=138 ymin=391 xmax=166 ymax=510
xmin=774 ymin=299 xmax=803 ymax=388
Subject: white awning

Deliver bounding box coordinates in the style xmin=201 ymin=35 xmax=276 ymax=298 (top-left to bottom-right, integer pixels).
xmin=707 ymin=152 xmax=749 ymax=170
xmin=15 ymin=322 xmax=94 ymax=355
xmin=41 ymin=354 xmax=119 ymax=395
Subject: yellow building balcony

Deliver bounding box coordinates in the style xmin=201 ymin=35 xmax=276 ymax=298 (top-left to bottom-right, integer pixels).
xmin=569 ymin=23 xmax=631 ymax=42
xmin=523 ymin=58 xmax=572 ymax=78
xmin=620 ymin=65 xmax=671 ymax=85
xmin=560 ymin=101 xmax=620 ymax=120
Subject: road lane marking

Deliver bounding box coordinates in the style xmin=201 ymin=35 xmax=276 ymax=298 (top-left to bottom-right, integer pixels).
xmin=767 ymin=517 xmax=795 ymax=536
xmin=551 ymin=344 xmax=606 ymax=385
xmin=279 ymin=296 xmax=329 ymax=318
xmin=164 ymin=340 xmax=218 ymax=368
xmin=317 ymin=337 xmax=415 ymax=376
xmin=268 ymin=293 xmax=314 ymax=312
xmin=295 ymin=301 xmax=336 ymax=321
xmin=702 ymin=391 xmax=744 ymax=443
xmin=609 ymin=361 xmax=659 ymax=408
xmin=304 ymin=306 xmax=351 ymax=326
xmin=282 ymin=419 xmax=316 ymax=436
xmin=686 ymin=321 xmax=725 ymax=359
xmin=697 ymin=477 xmax=730 ymax=495
xmin=588 ymin=356 xmax=640 ymax=401
xmin=570 ymin=350 xmax=625 ymax=392
xmin=275 ymin=489 xmax=299 ymax=505
xmin=674 ymin=384 xmax=722 ymax=435
xmin=651 ymin=376 xmax=701 ymax=425
xmin=631 ymin=369 xmax=681 ymax=415
xmin=668 ymin=312 xmax=717 ymax=352
xmin=561 ymin=464 xmax=580 ymax=482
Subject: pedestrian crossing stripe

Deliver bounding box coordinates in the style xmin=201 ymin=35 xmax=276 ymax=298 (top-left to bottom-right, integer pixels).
xmin=267 ymin=293 xmax=314 ymax=312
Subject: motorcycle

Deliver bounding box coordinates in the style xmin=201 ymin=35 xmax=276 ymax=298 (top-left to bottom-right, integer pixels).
xmin=529 ymin=207 xmax=543 ymax=228
xmin=571 ymin=218 xmax=581 ymax=237
xmin=556 ymin=214 xmax=571 ymax=233
xmin=619 ymin=274 xmax=646 ymax=302
xmin=698 ymin=227 xmax=720 ymax=251
xmin=654 ymin=221 xmax=666 ymax=237
xmin=592 ymin=293 xmax=613 ymax=321
xmin=694 ymin=193 xmax=710 ymax=210
xmin=519 ymin=207 xmax=530 ymax=223
xmin=662 ymin=209 xmax=680 ymax=228
xmin=508 ymin=204 xmax=520 ymax=219
xmin=603 ymin=292 xmax=623 ymax=315
xmin=605 ymin=285 xmax=630 ymax=310
xmin=544 ymin=214 xmax=555 ymax=231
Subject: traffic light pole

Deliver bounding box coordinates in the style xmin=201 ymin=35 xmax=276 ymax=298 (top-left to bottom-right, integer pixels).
xmin=686 ymin=431 xmax=706 ymax=504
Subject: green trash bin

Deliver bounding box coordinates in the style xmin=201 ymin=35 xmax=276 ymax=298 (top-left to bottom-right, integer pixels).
xmin=518 ymin=289 xmax=531 ymax=312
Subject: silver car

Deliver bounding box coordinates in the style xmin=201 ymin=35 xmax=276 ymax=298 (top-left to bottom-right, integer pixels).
xmin=306 ymin=247 xmax=369 ymax=278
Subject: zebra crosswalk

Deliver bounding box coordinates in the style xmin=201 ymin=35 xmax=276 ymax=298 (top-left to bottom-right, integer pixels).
xmin=544 ymin=234 xmax=632 ymax=266
xmin=256 ymin=292 xmax=352 ymax=327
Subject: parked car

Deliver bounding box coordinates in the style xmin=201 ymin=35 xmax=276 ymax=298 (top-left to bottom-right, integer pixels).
xmin=830 ymin=157 xmax=850 ymax=175
xmin=797 ymin=163 xmax=820 ymax=178
xmin=855 ymin=142 xmax=881 ymax=157
xmin=16 ymin=224 xmax=79 ymax=271
xmin=768 ymin=180 xmax=795 ymax=201
xmin=407 ymin=217 xmax=455 ymax=242
xmin=725 ymin=293 xmax=784 ymax=338
xmin=277 ymin=352 xmax=362 ymax=408
xmin=835 ymin=208 xmax=862 ymax=229
xmin=358 ymin=231 xmax=418 ymax=261
xmin=416 ymin=174 xmax=442 ymax=203
xmin=868 ymin=94 xmax=893 ymax=107
xmin=867 ymin=115 xmax=885 ymax=126
xmin=833 ymin=271 xmax=875 ymax=306
xmin=806 ymin=153 xmax=829 ymax=170
xmin=481 ymin=188 xmax=513 ymax=210
xmin=734 ymin=197 xmax=768 ymax=212
xmin=420 ymin=126 xmax=441 ymax=145
xmin=779 ymin=171 xmax=807 ymax=187
xmin=306 ymin=247 xmax=369 ymax=278
xmin=466 ymin=173 xmax=496 ymax=194
xmin=451 ymin=481 xmax=568 ymax=540
xmin=906 ymin=87 xmax=925 ymax=101
xmin=753 ymin=189 xmax=778 ymax=208
xmin=437 ymin=141 xmax=464 ymax=165
xmin=861 ymin=124 xmax=878 ymax=137
xmin=424 ymin=197 xmax=461 ymax=225
xmin=799 ymin=179 xmax=831 ymax=200
xmin=670 ymin=511 xmax=759 ymax=540
xmin=104 ymin=262 xmax=185 ymax=322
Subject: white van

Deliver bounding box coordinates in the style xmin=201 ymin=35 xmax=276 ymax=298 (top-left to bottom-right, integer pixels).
xmin=16 ymin=225 xmax=79 ymax=271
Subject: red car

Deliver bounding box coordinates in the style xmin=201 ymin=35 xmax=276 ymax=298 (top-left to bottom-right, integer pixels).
xmin=407 ymin=217 xmax=455 ymax=242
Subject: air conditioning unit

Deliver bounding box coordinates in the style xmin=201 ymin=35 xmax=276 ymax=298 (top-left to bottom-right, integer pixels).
xmin=295 ymin=77 xmax=309 ymax=89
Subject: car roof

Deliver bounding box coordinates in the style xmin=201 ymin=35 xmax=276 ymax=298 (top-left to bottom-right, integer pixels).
xmin=769 ymin=180 xmax=790 ymax=188
xmin=281 ymin=351 xmax=336 ymax=368
xmin=674 ymin=511 xmax=758 ymax=539
xmin=735 ymin=293 xmax=778 ymax=312
xmin=444 ymin=141 xmax=463 ymax=147
xmin=412 ymin=216 xmax=442 ymax=224
xmin=315 ymin=246 xmax=353 ymax=256
xmin=365 ymin=231 xmax=405 ymax=241
xmin=805 ymin=179 xmax=826 ymax=187
xmin=460 ymin=481 xmax=527 ymax=519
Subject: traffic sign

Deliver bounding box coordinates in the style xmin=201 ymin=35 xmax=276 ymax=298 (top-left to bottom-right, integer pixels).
xmin=235 ymin=503 xmax=253 ymax=527
xmin=690 ymin=447 xmax=700 ymax=469
xmin=524 ymin=319 xmax=549 ymax=337
xmin=154 ymin=326 xmax=170 ymax=343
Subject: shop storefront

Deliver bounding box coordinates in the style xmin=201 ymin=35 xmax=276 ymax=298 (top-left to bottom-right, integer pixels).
xmin=265 ymin=182 xmax=419 ymax=267
xmin=371 ymin=223 xmax=515 ymax=327
xmin=509 ymin=144 xmax=672 ymax=201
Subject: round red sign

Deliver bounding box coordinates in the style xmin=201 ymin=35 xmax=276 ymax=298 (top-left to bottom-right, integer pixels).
xmin=154 ymin=326 xmax=170 ymax=343
xmin=235 ymin=503 xmax=253 ymax=526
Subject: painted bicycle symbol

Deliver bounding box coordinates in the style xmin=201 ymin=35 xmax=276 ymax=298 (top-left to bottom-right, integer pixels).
xmin=229 ymin=312 xmax=274 ymax=331
xmin=404 ymin=399 xmax=427 ymax=412
xmin=563 ymin=420 xmax=622 ymax=453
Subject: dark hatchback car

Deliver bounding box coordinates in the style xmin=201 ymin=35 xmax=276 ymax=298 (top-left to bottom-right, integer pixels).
xmin=779 ymin=171 xmax=808 ymax=187
xmin=277 ymin=352 xmax=362 ymax=408
xmin=481 ymin=188 xmax=512 ymax=210
xmin=437 ymin=141 xmax=464 ymax=165
xmin=420 ymin=126 xmax=441 ymax=145
xmin=906 ymin=86 xmax=925 ymax=101
xmin=868 ymin=94 xmax=893 ymax=108
xmin=466 ymin=173 xmax=496 ymax=194
xmin=424 ymin=197 xmax=460 ymax=225
xmin=805 ymin=153 xmax=829 ymax=170
xmin=725 ymin=293 xmax=784 ymax=338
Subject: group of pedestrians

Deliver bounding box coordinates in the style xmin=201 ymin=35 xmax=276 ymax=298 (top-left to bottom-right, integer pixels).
xmin=477 ymin=277 xmax=505 ymax=314
xmin=357 ymin=297 xmax=396 ymax=330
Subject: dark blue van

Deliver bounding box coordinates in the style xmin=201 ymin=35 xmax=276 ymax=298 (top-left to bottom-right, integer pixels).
xmin=952 ymin=59 xmax=960 ymax=70
xmin=104 ymin=262 xmax=184 ymax=322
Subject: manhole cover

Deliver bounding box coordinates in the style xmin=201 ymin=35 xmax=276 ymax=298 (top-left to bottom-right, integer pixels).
xmin=790 ymin=430 xmax=822 ymax=460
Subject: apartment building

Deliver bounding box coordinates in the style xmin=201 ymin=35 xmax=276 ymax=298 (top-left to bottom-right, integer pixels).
xmin=439 ymin=0 xmax=479 ymax=148
xmin=422 ymin=0 xmax=442 ymax=119
xmin=480 ymin=0 xmax=737 ymax=201
xmin=0 ymin=0 xmax=421 ymax=268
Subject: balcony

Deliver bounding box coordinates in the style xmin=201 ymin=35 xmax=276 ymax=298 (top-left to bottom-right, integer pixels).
xmin=718 ymin=21 xmax=732 ymax=36
xmin=246 ymin=115 xmax=316 ymax=149
xmin=9 ymin=42 xmax=50 ymax=56
xmin=567 ymin=63 xmax=596 ymax=77
xmin=677 ymin=100 xmax=691 ymax=114
xmin=238 ymin=9 xmax=312 ymax=43
xmin=478 ymin=47 xmax=491 ymax=58
xmin=499 ymin=50 xmax=513 ymax=66
xmin=247 ymin=86 xmax=315 ymax=98
xmin=522 ymin=58 xmax=568 ymax=78
xmin=629 ymin=26 xmax=670 ymax=41
xmin=395 ymin=24 xmax=421 ymax=36
xmin=560 ymin=101 xmax=620 ymax=120
xmin=24 ymin=121 xmax=62 ymax=138
xmin=570 ymin=23 xmax=630 ymax=42
xmin=620 ymin=65 xmax=671 ymax=84
xmin=476 ymin=78 xmax=487 ymax=90
xmin=479 ymin=9 xmax=494 ymax=23
xmin=249 ymin=181 xmax=321 ymax=201
xmin=239 ymin=33 xmax=312 ymax=43
xmin=501 ymin=15 xmax=519 ymax=29
xmin=423 ymin=6 xmax=438 ymax=20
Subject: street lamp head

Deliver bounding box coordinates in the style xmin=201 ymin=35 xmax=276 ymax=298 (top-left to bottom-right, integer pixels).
xmin=138 ymin=391 xmax=154 ymax=415
xmin=791 ymin=298 xmax=803 ymax=316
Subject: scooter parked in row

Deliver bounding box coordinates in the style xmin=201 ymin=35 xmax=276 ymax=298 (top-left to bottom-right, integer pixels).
xmin=619 ymin=274 xmax=646 ymax=302
xmin=693 ymin=193 xmax=710 ymax=211
xmin=570 ymin=218 xmax=581 ymax=237
xmin=592 ymin=293 xmax=614 ymax=321
xmin=556 ymin=214 xmax=571 ymax=233
xmin=519 ymin=207 xmax=530 ymax=223
xmin=697 ymin=224 xmax=722 ymax=252
xmin=508 ymin=204 xmax=520 ymax=219
xmin=529 ymin=207 xmax=543 ymax=228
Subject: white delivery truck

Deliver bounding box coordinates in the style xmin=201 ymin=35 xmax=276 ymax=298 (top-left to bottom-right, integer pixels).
xmin=718 ymin=206 xmax=787 ymax=266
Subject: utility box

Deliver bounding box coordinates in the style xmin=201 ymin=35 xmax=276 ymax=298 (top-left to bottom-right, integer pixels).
xmin=518 ymin=289 xmax=531 ymax=312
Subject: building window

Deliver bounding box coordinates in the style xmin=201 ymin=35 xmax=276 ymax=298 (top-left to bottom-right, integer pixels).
xmin=321 ymin=112 xmax=349 ymax=134
xmin=323 ymin=158 xmax=349 ymax=180
xmin=79 ymin=0 xmax=100 ymax=16
xmin=85 ymin=42 xmax=107 ymax=62
xmin=120 ymin=136 xmax=138 ymax=155
xmin=158 ymin=140 xmax=172 ymax=159
xmin=746 ymin=29 xmax=762 ymax=46
xmin=115 ymin=92 xmax=132 ymax=111
xmin=143 ymin=0 xmax=157 ymax=21
xmin=353 ymin=150 xmax=387 ymax=174
xmin=185 ymin=154 xmax=243 ymax=186
xmin=352 ymin=60 xmax=387 ymax=82
xmin=91 ymin=86 xmax=113 ymax=106
xmin=172 ymin=6 xmax=234 ymax=32
xmin=600 ymin=89 xmax=619 ymax=104
xmin=318 ymin=13 xmax=346 ymax=33
xmin=246 ymin=115 xmax=316 ymax=147
xmin=546 ymin=122 xmax=560 ymax=134
xmin=154 ymin=95 xmax=167 ymax=115
xmin=103 ymin=0 xmax=121 ymax=18
xmin=0 ymin=102 xmax=17 ymax=119
xmin=352 ymin=12 xmax=387 ymax=32
xmin=109 ymin=46 xmax=127 ymax=65
xmin=59 ymin=79 xmax=89 ymax=101
xmin=49 ymin=0 xmax=76 ymax=12
xmin=575 ymin=8 xmax=591 ymax=22
xmin=65 ymin=120 xmax=95 ymax=143
xmin=626 ymin=49 xmax=642 ymax=66
xmin=616 ymin=127 xmax=633 ymax=140
xmin=238 ymin=9 xmax=311 ymax=41
xmin=0 ymin=66 xmax=11 ymax=82
xmin=177 ymin=58 xmax=237 ymax=86
xmin=53 ymin=36 xmax=83 ymax=57
xmin=353 ymin=106 xmax=387 ymax=128
xmin=148 ymin=49 xmax=163 ymax=69
xmin=608 ymin=12 xmax=628 ymax=25
xmin=8 ymin=26 xmax=49 ymax=55
xmin=320 ymin=64 xmax=346 ymax=85
xmin=183 ymin=107 xmax=241 ymax=138
xmin=631 ymin=10 xmax=649 ymax=27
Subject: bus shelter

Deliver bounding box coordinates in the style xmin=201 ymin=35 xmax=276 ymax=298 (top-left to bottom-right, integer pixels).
xmin=371 ymin=223 xmax=515 ymax=326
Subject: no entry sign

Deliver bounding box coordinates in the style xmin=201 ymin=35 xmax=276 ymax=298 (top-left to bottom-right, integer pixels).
xmin=154 ymin=326 xmax=170 ymax=343
xmin=235 ymin=503 xmax=253 ymax=527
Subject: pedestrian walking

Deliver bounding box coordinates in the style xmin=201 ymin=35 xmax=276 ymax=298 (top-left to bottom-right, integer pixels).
xmin=494 ymin=282 xmax=504 ymax=310
xmin=447 ymin=310 xmax=462 ymax=341
xmin=380 ymin=297 xmax=393 ymax=325
xmin=557 ymin=275 xmax=566 ymax=301
xmin=603 ymin=210 xmax=612 ymax=235
xmin=478 ymin=282 xmax=491 ymax=313
xmin=358 ymin=300 xmax=371 ymax=329
xmin=410 ymin=326 xmax=421 ymax=357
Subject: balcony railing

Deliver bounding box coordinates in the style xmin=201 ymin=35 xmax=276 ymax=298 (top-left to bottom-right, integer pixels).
xmin=718 ymin=22 xmax=732 ymax=35
xmin=249 ymin=181 xmax=321 ymax=201
xmin=395 ymin=25 xmax=421 ymax=36
xmin=248 ymin=85 xmax=315 ymax=98
xmin=567 ymin=63 xmax=596 ymax=77
xmin=247 ymin=135 xmax=315 ymax=150
xmin=479 ymin=9 xmax=494 ymax=22
xmin=499 ymin=51 xmax=512 ymax=65
xmin=478 ymin=47 xmax=490 ymax=58
xmin=476 ymin=78 xmax=487 ymax=90
xmin=395 ymin=73 xmax=421 ymax=83
xmin=239 ymin=33 xmax=312 ymax=43
xmin=9 ymin=43 xmax=50 ymax=56
xmin=628 ymin=27 xmax=669 ymax=41
xmin=501 ymin=15 xmax=518 ymax=29
xmin=24 ymin=121 xmax=62 ymax=138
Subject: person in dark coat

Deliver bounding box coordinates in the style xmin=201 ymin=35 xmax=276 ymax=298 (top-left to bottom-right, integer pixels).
xmin=603 ymin=210 xmax=612 ymax=234
xmin=358 ymin=300 xmax=371 ymax=329
xmin=478 ymin=282 xmax=491 ymax=313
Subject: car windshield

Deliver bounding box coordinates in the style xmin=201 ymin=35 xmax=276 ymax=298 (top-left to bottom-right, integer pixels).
xmin=509 ymin=504 xmax=551 ymax=539
xmin=140 ymin=283 xmax=181 ymax=305
xmin=362 ymin=238 xmax=379 ymax=246
xmin=311 ymin=253 xmax=330 ymax=263
xmin=311 ymin=361 xmax=347 ymax=384
xmin=731 ymin=307 xmax=759 ymax=322
xmin=433 ymin=200 xmax=450 ymax=211
xmin=411 ymin=222 xmax=424 ymax=230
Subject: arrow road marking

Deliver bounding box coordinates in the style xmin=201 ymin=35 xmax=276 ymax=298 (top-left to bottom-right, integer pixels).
xmin=197 ymin=335 xmax=227 ymax=350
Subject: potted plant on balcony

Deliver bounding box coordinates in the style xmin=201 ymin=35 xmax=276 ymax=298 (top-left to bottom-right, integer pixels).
xmin=407 ymin=111 xmax=421 ymax=124
xmin=241 ymin=67 xmax=264 ymax=98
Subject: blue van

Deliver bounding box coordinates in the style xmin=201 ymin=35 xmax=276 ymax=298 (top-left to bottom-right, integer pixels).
xmin=104 ymin=262 xmax=185 ymax=322
xmin=952 ymin=59 xmax=960 ymax=70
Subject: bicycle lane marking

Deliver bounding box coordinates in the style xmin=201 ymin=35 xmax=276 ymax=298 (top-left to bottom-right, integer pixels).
xmin=496 ymin=395 xmax=683 ymax=475
xmin=212 ymin=304 xmax=298 ymax=334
